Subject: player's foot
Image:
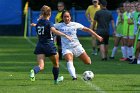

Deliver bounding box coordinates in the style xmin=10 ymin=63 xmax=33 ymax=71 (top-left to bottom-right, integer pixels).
xmin=30 ymin=69 xmax=35 ymax=82
xmin=57 ymin=76 xmax=64 ymax=82
xmin=72 ymin=78 xmax=77 ymax=80
xmin=54 ymin=76 xmax=64 ymax=84
xmin=109 ymin=57 xmax=114 ymax=59
xmin=91 ymin=50 xmax=97 ymax=55
xmin=119 ymin=58 xmax=127 ymax=61
xmin=129 ymin=58 xmax=137 ymax=64
xmin=101 ymin=58 xmax=107 ymax=61
xmin=126 ymin=58 xmax=133 ymax=62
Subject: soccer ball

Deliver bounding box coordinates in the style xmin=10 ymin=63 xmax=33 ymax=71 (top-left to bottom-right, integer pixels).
xmin=83 ymin=71 xmax=94 ymax=81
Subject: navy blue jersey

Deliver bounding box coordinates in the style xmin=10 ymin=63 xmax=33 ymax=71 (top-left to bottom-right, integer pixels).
xmin=36 ymin=19 xmax=54 ymax=43
xmin=34 ymin=19 xmax=57 ymax=57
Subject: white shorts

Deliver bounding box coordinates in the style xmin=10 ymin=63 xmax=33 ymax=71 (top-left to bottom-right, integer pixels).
xmin=123 ymin=36 xmax=128 ymax=39
xmin=128 ymin=36 xmax=134 ymax=39
xmin=62 ymin=45 xmax=85 ymax=57
xmin=115 ymin=33 xmax=123 ymax=37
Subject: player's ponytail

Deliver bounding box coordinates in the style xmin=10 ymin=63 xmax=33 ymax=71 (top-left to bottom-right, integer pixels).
xmin=40 ymin=5 xmax=51 ymax=18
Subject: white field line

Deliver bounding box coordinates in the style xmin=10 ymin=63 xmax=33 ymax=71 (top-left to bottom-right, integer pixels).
xmin=25 ymin=37 xmax=106 ymax=93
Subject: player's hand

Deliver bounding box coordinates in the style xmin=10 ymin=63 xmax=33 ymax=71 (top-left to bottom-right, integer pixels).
xmin=98 ymin=36 xmax=103 ymax=42
xmin=30 ymin=23 xmax=37 ymax=27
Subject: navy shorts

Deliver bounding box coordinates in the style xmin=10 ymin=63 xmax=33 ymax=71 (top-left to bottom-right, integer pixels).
xmin=34 ymin=41 xmax=57 ymax=57
xmin=97 ymin=34 xmax=109 ymax=45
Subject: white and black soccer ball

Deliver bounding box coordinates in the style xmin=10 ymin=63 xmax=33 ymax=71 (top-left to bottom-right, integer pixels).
xmin=83 ymin=71 xmax=94 ymax=81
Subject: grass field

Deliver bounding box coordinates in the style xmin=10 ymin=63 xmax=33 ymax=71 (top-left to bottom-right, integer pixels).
xmin=0 ymin=36 xmax=140 ymax=93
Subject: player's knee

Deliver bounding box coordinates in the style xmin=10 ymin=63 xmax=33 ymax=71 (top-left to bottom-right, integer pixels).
xmin=84 ymin=58 xmax=91 ymax=65
xmin=53 ymin=62 xmax=59 ymax=68
xmin=39 ymin=66 xmax=44 ymax=70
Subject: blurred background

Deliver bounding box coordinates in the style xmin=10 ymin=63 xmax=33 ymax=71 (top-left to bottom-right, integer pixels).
xmin=0 ymin=0 xmax=138 ymax=36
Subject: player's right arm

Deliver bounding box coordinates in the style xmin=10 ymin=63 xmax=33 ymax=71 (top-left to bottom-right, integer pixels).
xmin=82 ymin=27 xmax=103 ymax=42
xmin=50 ymin=27 xmax=72 ymax=41
xmin=31 ymin=23 xmax=37 ymax=27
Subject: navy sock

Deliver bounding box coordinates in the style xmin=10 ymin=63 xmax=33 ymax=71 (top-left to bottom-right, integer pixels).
xmin=33 ymin=66 xmax=40 ymax=74
xmin=52 ymin=67 xmax=59 ymax=80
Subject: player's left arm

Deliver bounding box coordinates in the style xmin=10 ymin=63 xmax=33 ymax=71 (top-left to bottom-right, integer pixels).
xmin=111 ymin=20 xmax=116 ymax=35
xmin=110 ymin=13 xmax=116 ymax=36
xmin=82 ymin=27 xmax=103 ymax=42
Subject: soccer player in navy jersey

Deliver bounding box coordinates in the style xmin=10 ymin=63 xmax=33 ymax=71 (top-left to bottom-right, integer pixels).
xmin=30 ymin=5 xmax=71 ymax=84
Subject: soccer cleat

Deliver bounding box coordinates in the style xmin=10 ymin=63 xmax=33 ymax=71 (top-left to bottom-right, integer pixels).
xmin=129 ymin=58 xmax=137 ymax=64
xmin=54 ymin=80 xmax=59 ymax=84
xmin=101 ymin=58 xmax=107 ymax=61
xmin=72 ymin=78 xmax=77 ymax=80
xmin=30 ymin=69 xmax=35 ymax=81
xmin=54 ymin=76 xmax=64 ymax=84
xmin=109 ymin=57 xmax=115 ymax=59
xmin=57 ymin=76 xmax=64 ymax=82
xmin=119 ymin=58 xmax=127 ymax=61
xmin=91 ymin=50 xmax=97 ymax=55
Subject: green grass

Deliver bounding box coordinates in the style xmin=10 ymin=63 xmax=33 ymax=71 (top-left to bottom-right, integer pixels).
xmin=0 ymin=36 xmax=140 ymax=93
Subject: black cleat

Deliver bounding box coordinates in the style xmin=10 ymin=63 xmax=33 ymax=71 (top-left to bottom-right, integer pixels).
xmin=101 ymin=58 xmax=107 ymax=61
xmin=129 ymin=58 xmax=137 ymax=64
xmin=109 ymin=57 xmax=114 ymax=59
xmin=72 ymin=78 xmax=77 ymax=80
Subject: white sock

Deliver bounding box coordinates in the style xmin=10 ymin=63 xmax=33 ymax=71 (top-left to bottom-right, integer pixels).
xmin=67 ymin=61 xmax=76 ymax=78
xmin=137 ymin=53 xmax=140 ymax=64
xmin=127 ymin=47 xmax=133 ymax=59
xmin=130 ymin=47 xmax=134 ymax=59
xmin=126 ymin=47 xmax=129 ymax=58
xmin=111 ymin=46 xmax=118 ymax=57
xmin=121 ymin=46 xmax=127 ymax=58
xmin=131 ymin=47 xmax=134 ymax=55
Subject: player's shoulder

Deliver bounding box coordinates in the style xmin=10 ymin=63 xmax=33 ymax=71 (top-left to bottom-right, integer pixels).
xmin=70 ymin=22 xmax=84 ymax=28
xmin=70 ymin=22 xmax=82 ymax=26
xmin=86 ymin=5 xmax=92 ymax=10
xmin=54 ymin=22 xmax=65 ymax=28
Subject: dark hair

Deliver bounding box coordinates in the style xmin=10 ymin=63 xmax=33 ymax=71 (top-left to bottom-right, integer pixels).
xmin=100 ymin=0 xmax=107 ymax=6
xmin=57 ymin=2 xmax=65 ymax=7
xmin=61 ymin=10 xmax=71 ymax=19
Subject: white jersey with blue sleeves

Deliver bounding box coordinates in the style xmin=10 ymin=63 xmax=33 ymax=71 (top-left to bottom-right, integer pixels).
xmin=54 ymin=22 xmax=84 ymax=48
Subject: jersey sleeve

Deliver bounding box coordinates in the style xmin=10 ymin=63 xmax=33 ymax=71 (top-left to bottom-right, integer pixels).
xmin=54 ymin=23 xmax=61 ymax=29
xmin=50 ymin=22 xmax=54 ymax=28
xmin=75 ymin=22 xmax=84 ymax=30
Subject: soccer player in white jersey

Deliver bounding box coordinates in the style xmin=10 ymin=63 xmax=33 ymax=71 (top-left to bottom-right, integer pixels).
xmin=54 ymin=11 xmax=103 ymax=80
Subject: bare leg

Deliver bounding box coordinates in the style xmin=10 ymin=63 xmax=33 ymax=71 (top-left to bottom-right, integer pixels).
xmin=78 ymin=52 xmax=91 ymax=64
